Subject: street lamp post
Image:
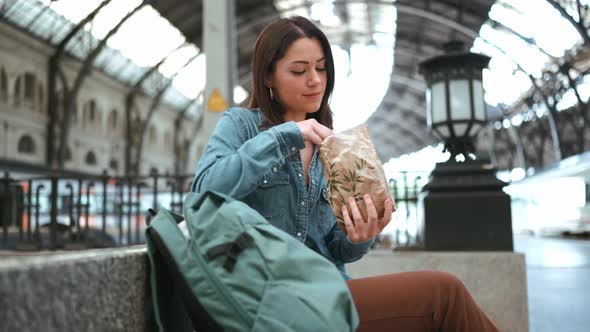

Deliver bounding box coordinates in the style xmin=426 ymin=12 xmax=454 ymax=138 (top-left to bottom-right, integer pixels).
xmin=417 ymin=41 xmax=513 ymax=251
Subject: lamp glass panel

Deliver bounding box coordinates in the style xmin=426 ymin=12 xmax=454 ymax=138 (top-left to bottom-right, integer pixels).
xmin=436 ymin=124 xmax=450 ymax=138
xmin=473 ymin=80 xmax=486 ymax=121
xmin=470 ymin=122 xmax=481 ymax=136
xmin=426 ymin=88 xmax=432 ymax=127
xmin=431 ymin=82 xmax=446 ymax=124
xmin=449 ymin=79 xmax=470 ymax=120
xmin=454 ymin=123 xmax=468 ymax=137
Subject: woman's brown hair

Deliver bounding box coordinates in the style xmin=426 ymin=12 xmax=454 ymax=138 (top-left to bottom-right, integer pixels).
xmin=247 ymin=16 xmax=335 ymax=129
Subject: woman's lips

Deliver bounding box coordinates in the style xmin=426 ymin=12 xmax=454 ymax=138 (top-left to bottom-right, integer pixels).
xmin=303 ymin=92 xmax=322 ymax=99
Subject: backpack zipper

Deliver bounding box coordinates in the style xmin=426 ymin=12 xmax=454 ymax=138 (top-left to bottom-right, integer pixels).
xmin=190 ymin=233 xmax=254 ymax=327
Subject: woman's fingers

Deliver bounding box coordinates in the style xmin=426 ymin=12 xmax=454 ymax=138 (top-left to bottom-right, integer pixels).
xmin=363 ymin=194 xmax=379 ymax=235
xmin=349 ymin=197 xmax=372 ymax=240
xmin=348 ymin=197 xmax=364 ymax=224
xmin=312 ymin=122 xmax=334 ymax=141
xmin=305 ymin=130 xmax=323 ymax=145
xmin=341 ymin=205 xmax=358 ymax=241
xmin=296 ymin=119 xmax=334 ymax=145
xmin=344 ymin=195 xmax=398 ymax=242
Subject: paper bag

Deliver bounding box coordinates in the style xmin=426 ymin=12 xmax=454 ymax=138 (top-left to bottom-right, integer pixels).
xmin=319 ymin=124 xmax=391 ymax=233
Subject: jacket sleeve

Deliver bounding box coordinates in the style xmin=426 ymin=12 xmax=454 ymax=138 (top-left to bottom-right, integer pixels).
xmin=324 ymin=216 xmax=374 ymax=264
xmin=191 ymin=109 xmax=305 ymax=200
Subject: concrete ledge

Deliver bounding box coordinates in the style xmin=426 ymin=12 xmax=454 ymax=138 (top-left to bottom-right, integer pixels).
xmin=0 ymin=247 xmax=528 ymax=332
xmin=0 ymin=247 xmax=147 ymax=332
xmin=347 ymin=250 xmax=529 ymax=332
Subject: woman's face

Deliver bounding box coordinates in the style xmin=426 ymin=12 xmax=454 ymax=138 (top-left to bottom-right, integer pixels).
xmin=268 ymin=37 xmax=327 ymax=121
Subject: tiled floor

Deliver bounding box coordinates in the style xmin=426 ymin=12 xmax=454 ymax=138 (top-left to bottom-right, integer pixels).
xmin=514 ymin=234 xmax=590 ymax=332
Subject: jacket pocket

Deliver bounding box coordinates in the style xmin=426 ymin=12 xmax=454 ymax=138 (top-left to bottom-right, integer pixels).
xmin=253 ymin=170 xmax=290 ymax=220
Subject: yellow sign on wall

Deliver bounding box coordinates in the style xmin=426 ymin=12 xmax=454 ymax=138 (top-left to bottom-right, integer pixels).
xmin=207 ymin=88 xmax=228 ymax=112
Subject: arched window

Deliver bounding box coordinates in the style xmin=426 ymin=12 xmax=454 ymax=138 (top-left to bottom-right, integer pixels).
xmin=88 ymin=100 xmax=96 ymax=121
xmin=85 ymin=151 xmax=97 ymax=165
xmin=24 ymin=72 xmax=35 ymax=102
xmin=108 ymin=109 xmax=118 ymax=129
xmin=0 ymin=68 xmax=7 ymax=102
xmin=17 ymin=135 xmax=35 ymax=154
xmin=83 ymin=99 xmax=96 ymax=124
xmin=38 ymin=83 xmax=44 ymax=113
xmin=13 ymin=76 xmax=21 ymax=106
xmin=109 ymin=159 xmax=119 ymax=171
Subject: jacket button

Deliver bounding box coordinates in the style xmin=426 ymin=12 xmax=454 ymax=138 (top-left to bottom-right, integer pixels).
xmin=296 ymin=232 xmax=302 ymax=237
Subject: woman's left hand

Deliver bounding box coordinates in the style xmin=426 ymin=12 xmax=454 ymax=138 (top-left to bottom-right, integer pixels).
xmin=342 ymin=195 xmax=395 ymax=244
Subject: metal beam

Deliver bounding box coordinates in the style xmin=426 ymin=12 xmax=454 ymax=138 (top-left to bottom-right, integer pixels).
xmin=545 ymin=0 xmax=590 ymax=46
xmin=134 ymin=53 xmax=199 ymax=174
xmin=377 ymin=121 xmax=429 ymax=155
xmin=506 ymin=124 xmax=527 ymax=169
xmin=529 ymin=76 xmax=563 ymax=161
xmin=58 ymin=1 xmax=147 ymax=168
xmin=236 ymin=0 xmax=480 ymax=39
xmin=488 ymin=19 xmax=555 ymax=59
xmin=429 ymin=0 xmax=493 ymax=21
xmin=24 ymin=2 xmax=51 ymax=31
xmin=370 ymin=110 xmax=430 ymax=147
xmin=381 ymin=92 xmax=425 ymax=113
xmin=123 ymin=43 xmax=186 ymax=175
xmin=174 ymin=93 xmax=203 ymax=175
xmin=390 ymin=75 xmax=426 ymax=92
xmin=46 ymin=0 xmax=112 ymax=167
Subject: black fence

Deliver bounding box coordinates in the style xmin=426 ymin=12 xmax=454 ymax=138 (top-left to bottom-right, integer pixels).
xmin=0 ymin=171 xmax=193 ymax=251
xmin=0 ymin=170 xmax=429 ymax=251
xmin=387 ymin=171 xmax=428 ymax=249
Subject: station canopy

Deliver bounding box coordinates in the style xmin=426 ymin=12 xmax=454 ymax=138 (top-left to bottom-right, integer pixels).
xmin=4 ymin=0 xmax=588 ymax=162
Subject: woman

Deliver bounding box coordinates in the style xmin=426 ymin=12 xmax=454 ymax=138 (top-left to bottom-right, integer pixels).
xmin=192 ymin=15 xmax=498 ymax=332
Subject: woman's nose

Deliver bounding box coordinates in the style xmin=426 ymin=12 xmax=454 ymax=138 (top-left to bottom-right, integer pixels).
xmin=308 ymin=70 xmax=321 ymax=85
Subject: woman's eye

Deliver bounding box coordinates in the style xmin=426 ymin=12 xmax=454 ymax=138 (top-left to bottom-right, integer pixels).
xmin=291 ymin=70 xmax=305 ymax=75
xmin=316 ymin=67 xmax=326 ymax=72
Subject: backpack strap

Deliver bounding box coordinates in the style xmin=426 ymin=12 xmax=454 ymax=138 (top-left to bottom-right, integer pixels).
xmin=187 ymin=190 xmax=235 ymax=211
xmin=146 ymin=208 xmax=184 ymax=226
xmin=205 ymin=232 xmax=254 ymax=272
xmin=146 ymin=210 xmax=222 ymax=332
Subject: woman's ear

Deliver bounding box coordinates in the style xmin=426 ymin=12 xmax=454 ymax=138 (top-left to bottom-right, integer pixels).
xmin=264 ymin=75 xmax=273 ymax=89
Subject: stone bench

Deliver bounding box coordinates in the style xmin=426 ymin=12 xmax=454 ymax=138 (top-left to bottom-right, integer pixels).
xmin=347 ymin=250 xmax=529 ymax=332
xmin=0 ymin=247 xmax=528 ymax=331
xmin=0 ymin=247 xmax=147 ymax=332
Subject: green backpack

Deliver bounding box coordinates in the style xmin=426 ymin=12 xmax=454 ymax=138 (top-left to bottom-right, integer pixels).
xmin=145 ymin=190 xmax=359 ymax=332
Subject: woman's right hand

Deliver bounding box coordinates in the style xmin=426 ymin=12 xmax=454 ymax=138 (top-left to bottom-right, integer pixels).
xmin=296 ymin=119 xmax=334 ymax=145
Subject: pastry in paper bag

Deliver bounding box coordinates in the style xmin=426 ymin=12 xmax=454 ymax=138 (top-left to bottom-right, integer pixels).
xmin=319 ymin=124 xmax=391 ymax=233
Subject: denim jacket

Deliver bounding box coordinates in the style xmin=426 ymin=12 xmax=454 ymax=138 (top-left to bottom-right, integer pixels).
xmin=191 ymin=107 xmax=373 ymax=278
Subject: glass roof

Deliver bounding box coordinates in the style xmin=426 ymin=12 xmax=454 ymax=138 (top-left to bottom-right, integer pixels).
xmin=472 ymin=0 xmax=589 ymax=122
xmin=3 ymin=0 xmax=588 ymax=135
xmin=2 ymin=0 xmax=202 ymax=117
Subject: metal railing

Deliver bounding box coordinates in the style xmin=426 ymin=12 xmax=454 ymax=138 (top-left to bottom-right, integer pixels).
xmin=386 ymin=171 xmax=429 ymax=249
xmin=0 ymin=171 xmax=193 ymax=251
xmin=1 ymin=169 xmax=429 ymax=251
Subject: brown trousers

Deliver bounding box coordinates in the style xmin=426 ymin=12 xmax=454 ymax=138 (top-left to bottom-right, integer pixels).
xmin=347 ymin=271 xmax=499 ymax=332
